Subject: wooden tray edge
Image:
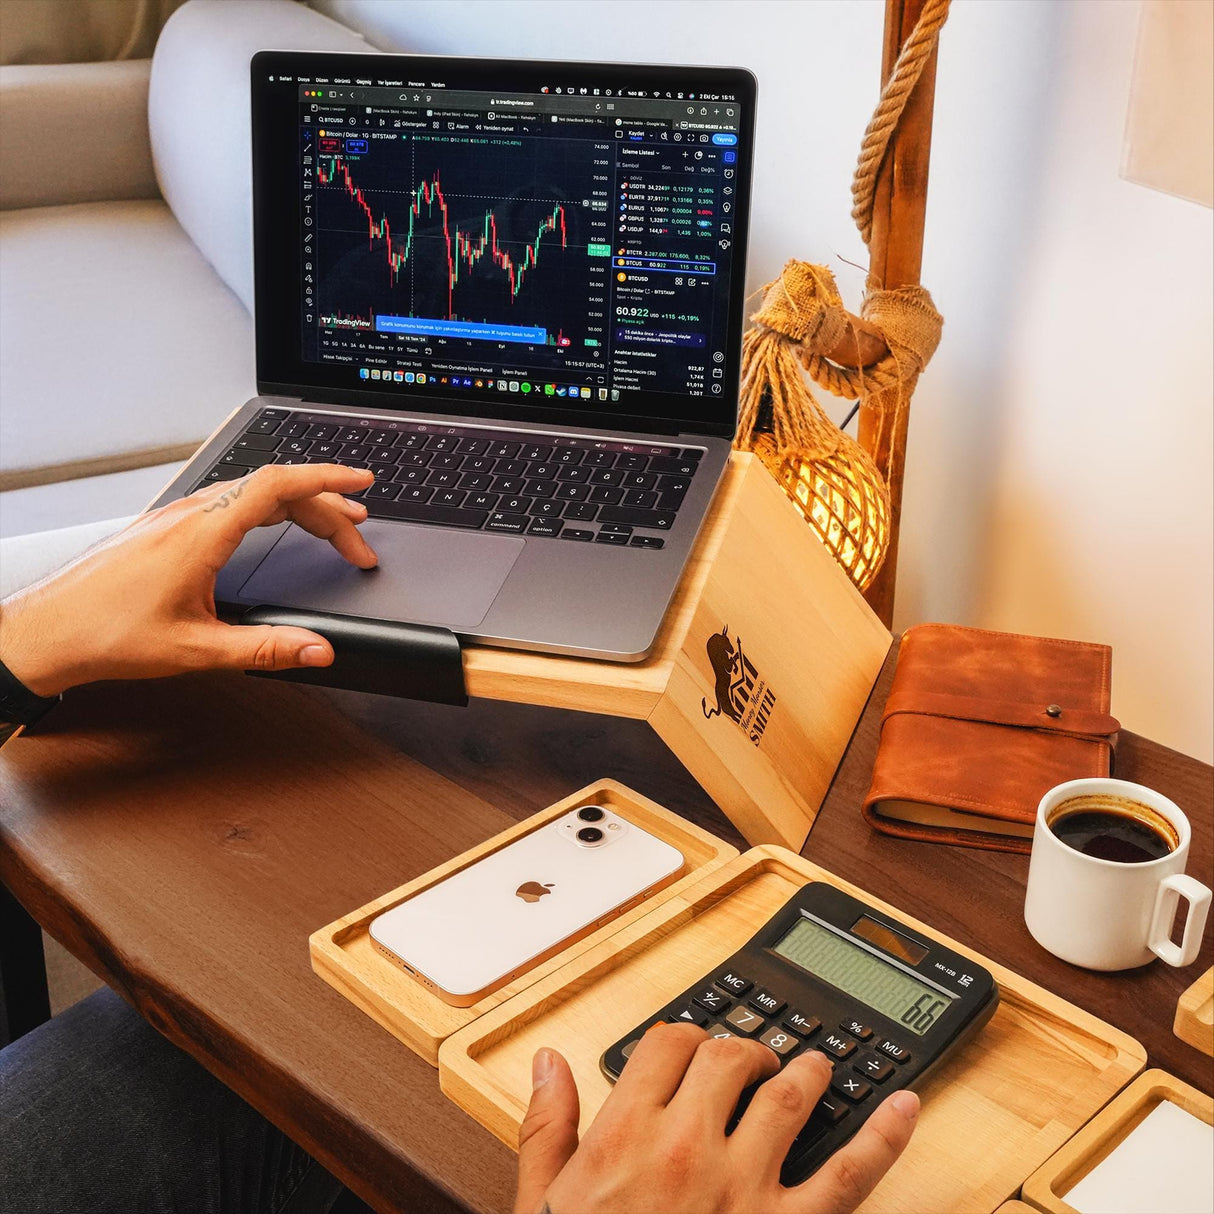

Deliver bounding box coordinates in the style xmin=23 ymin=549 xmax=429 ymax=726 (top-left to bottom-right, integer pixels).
xmin=1173 ymin=966 xmax=1214 ymax=1056
xmin=1020 ymin=1068 xmax=1214 ymax=1214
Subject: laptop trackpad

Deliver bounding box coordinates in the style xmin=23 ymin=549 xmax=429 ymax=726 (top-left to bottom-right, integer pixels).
xmin=238 ymin=521 xmax=524 ymax=630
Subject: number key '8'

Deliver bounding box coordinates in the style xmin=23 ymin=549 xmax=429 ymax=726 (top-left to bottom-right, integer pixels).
xmin=759 ymin=1025 xmax=798 ymax=1057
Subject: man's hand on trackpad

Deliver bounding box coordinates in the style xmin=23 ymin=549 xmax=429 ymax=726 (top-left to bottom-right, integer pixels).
xmin=0 ymin=464 xmax=377 ymax=696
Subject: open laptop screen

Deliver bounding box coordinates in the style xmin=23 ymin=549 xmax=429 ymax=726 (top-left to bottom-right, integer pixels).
xmin=252 ymin=52 xmax=756 ymax=438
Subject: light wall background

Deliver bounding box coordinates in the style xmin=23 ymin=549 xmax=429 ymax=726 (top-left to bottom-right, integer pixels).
xmin=313 ymin=0 xmax=1212 ymax=761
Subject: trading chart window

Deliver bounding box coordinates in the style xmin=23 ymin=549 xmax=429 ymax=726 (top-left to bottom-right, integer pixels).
xmin=286 ymin=72 xmax=745 ymax=413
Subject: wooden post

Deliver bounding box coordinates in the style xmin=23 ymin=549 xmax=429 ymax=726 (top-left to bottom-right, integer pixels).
xmin=858 ymin=0 xmax=942 ymax=625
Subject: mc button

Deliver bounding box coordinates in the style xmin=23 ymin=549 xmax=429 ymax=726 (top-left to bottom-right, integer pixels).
xmin=715 ymin=971 xmax=753 ymax=996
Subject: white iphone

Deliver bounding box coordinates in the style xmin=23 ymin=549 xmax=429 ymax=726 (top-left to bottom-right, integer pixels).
xmin=369 ymin=804 xmax=685 ymax=1006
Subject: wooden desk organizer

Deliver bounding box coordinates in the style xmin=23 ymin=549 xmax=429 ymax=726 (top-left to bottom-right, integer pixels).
xmin=1174 ymin=966 xmax=1214 ymax=1055
xmin=1020 ymin=1068 xmax=1214 ymax=1214
xmin=172 ymin=412 xmax=890 ymax=852
xmin=456 ymin=451 xmax=891 ymax=851
xmin=308 ymin=780 xmax=738 ymax=1064
xmin=439 ymin=845 xmax=1146 ymax=1213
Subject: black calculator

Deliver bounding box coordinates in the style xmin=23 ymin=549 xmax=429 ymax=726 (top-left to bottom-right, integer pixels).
xmin=600 ymin=883 xmax=998 ymax=1186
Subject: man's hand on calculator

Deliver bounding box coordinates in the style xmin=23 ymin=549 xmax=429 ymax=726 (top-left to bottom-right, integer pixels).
xmin=514 ymin=1023 xmax=918 ymax=1214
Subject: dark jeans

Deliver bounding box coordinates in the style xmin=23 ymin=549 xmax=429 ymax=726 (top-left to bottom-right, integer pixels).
xmin=0 ymin=986 xmax=344 ymax=1214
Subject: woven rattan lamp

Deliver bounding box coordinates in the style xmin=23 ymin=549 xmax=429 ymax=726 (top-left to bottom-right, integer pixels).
xmin=753 ymin=434 xmax=890 ymax=593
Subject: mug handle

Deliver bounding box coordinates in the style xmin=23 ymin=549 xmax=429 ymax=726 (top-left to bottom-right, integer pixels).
xmin=1149 ymin=874 xmax=1212 ymax=967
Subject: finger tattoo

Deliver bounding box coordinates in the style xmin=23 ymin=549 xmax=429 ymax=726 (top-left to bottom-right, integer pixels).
xmin=202 ymin=479 xmax=249 ymax=512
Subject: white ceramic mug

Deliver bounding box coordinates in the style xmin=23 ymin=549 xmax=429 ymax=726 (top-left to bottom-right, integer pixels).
xmin=1024 ymin=778 xmax=1211 ymax=971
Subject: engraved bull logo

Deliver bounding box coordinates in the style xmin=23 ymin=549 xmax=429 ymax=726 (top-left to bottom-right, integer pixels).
xmin=701 ymin=625 xmax=745 ymax=722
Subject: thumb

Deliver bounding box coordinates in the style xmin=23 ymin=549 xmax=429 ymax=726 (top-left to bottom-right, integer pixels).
xmin=189 ymin=622 xmax=335 ymax=673
xmin=514 ymin=1048 xmax=580 ymax=1214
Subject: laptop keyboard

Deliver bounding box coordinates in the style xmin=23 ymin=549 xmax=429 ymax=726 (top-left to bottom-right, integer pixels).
xmin=192 ymin=408 xmax=705 ymax=549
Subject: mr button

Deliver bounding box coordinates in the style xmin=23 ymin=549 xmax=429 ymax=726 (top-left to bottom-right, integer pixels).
xmin=748 ymin=988 xmax=786 ymax=1016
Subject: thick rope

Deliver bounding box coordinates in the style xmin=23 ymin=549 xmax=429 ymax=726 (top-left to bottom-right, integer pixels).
xmin=737 ymin=0 xmax=951 ymax=552
xmin=851 ymin=0 xmax=951 ymax=246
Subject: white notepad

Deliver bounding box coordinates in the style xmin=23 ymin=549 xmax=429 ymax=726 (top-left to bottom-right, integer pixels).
xmin=1066 ymin=1100 xmax=1214 ymax=1214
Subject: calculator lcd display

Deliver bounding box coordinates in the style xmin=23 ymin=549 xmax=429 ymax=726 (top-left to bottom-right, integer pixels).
xmin=771 ymin=918 xmax=955 ymax=1035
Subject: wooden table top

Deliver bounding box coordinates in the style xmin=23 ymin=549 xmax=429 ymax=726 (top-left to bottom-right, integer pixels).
xmin=1 ymin=644 xmax=1210 ymax=1213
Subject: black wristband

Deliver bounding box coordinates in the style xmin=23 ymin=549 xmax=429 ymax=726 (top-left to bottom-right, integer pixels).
xmin=0 ymin=656 xmax=60 ymax=729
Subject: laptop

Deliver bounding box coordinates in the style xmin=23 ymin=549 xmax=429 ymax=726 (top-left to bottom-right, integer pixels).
xmin=153 ymin=51 xmax=757 ymax=662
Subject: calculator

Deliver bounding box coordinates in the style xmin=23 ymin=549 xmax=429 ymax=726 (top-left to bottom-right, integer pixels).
xmin=600 ymin=882 xmax=998 ymax=1185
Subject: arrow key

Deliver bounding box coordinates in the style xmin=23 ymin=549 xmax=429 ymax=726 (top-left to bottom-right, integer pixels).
xmin=670 ymin=1003 xmax=709 ymax=1028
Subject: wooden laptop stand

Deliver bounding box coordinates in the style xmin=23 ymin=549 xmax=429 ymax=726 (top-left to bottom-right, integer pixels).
xmin=193 ymin=440 xmax=889 ymax=852
xmin=456 ymin=452 xmax=891 ymax=850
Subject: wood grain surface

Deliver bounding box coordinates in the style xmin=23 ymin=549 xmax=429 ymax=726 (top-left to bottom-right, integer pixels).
xmin=0 ymin=674 xmax=520 ymax=1214
xmin=1 ymin=639 xmax=1211 ymax=1213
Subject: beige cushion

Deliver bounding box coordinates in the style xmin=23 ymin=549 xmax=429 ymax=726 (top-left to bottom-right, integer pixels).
xmin=0 ymin=516 xmax=134 ymax=598
xmin=0 ymin=60 xmax=159 ymax=210
xmin=0 ymin=200 xmax=254 ymax=483
xmin=0 ymin=0 xmax=185 ymax=66
xmin=0 ymin=460 xmax=181 ymax=539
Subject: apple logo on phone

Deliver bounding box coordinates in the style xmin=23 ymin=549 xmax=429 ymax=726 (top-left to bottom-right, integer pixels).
xmin=515 ymin=881 xmax=554 ymax=903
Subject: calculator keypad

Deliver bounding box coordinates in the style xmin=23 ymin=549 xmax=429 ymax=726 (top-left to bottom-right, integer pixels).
xmin=596 ymin=864 xmax=1006 ymax=1196
xmin=605 ymin=971 xmax=923 ymax=1187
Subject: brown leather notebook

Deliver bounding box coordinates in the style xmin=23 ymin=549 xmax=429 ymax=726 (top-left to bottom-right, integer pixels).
xmin=862 ymin=624 xmax=1120 ymax=854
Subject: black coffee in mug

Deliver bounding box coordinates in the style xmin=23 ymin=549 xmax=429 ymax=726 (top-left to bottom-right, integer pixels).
xmin=1048 ymin=794 xmax=1179 ymax=864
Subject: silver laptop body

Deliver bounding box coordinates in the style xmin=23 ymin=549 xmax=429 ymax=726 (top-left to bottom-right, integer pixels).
xmin=152 ymin=52 xmax=756 ymax=662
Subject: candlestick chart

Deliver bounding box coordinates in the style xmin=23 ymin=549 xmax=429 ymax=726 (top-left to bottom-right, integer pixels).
xmin=312 ymin=137 xmax=593 ymax=345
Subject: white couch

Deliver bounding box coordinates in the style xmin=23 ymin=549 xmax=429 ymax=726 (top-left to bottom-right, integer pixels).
xmin=0 ymin=0 xmax=371 ymax=545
